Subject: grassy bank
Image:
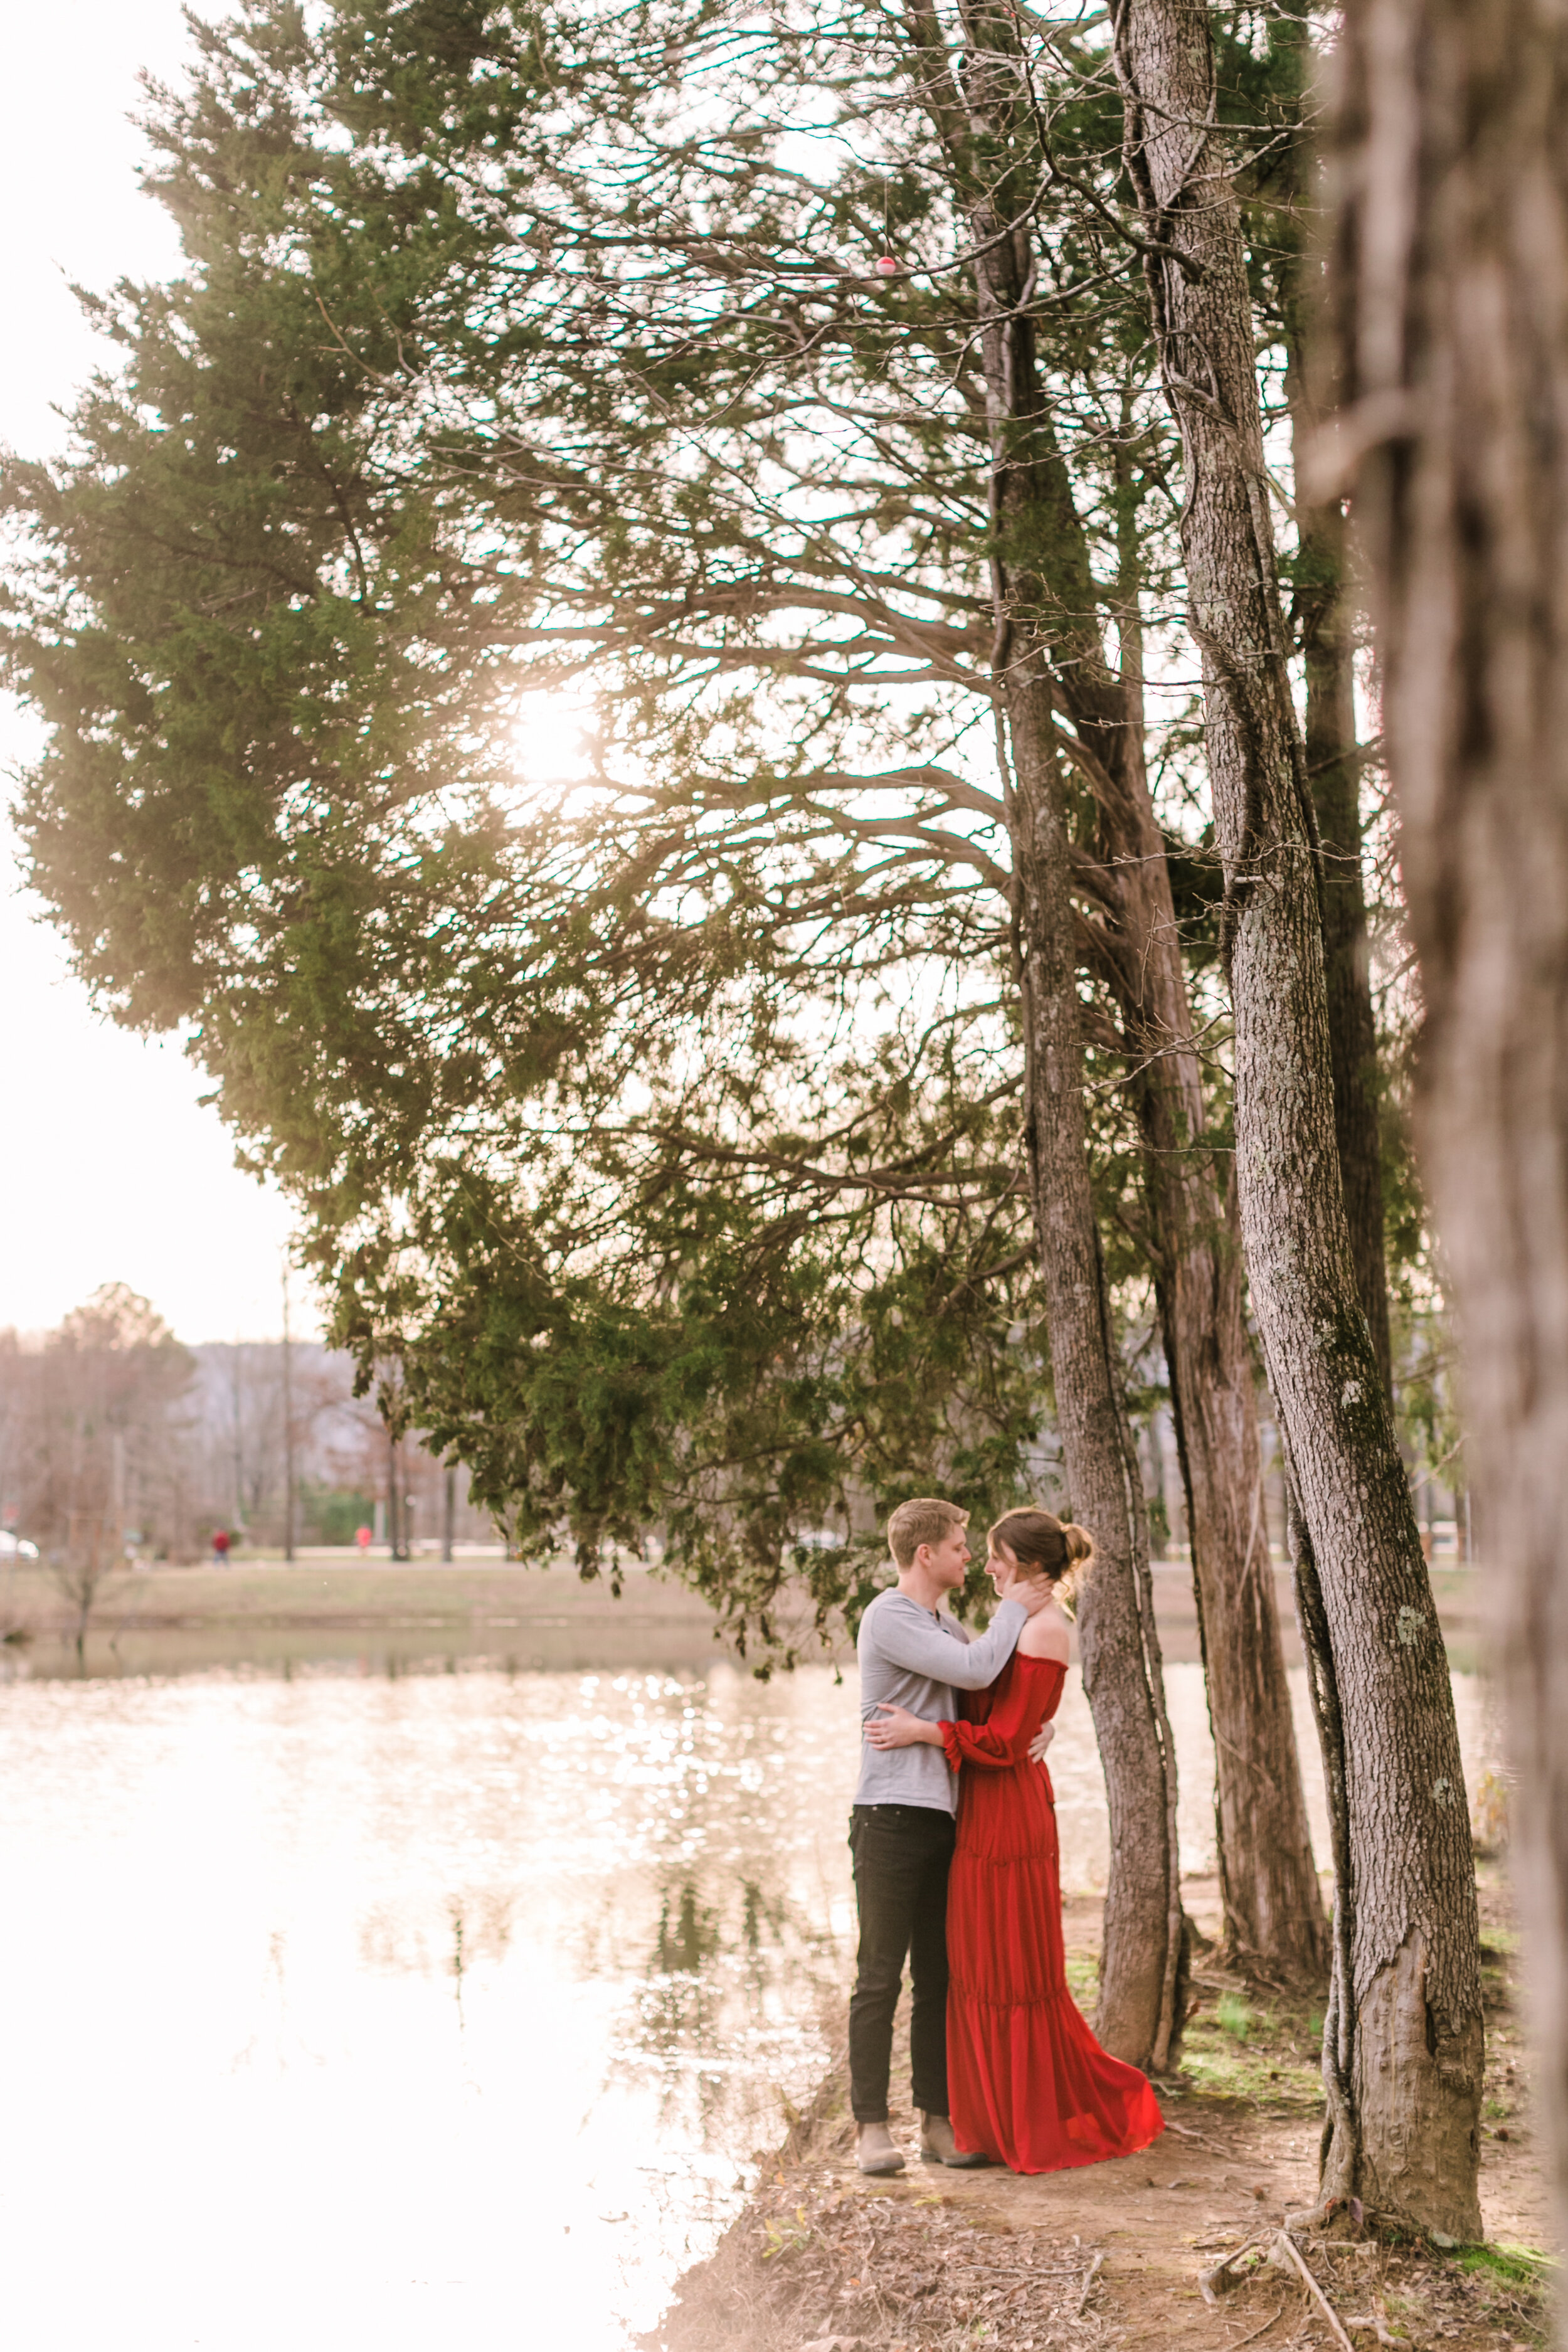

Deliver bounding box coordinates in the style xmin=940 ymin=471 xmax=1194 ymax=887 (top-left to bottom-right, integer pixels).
xmin=0 ymin=1559 xmax=1488 ymax=1682
xmin=0 ymin=1559 xmax=745 ymax=1677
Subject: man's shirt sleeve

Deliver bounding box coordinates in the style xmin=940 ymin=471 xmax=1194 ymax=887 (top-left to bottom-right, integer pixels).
xmin=869 ymin=1596 xmax=1027 ymax=1690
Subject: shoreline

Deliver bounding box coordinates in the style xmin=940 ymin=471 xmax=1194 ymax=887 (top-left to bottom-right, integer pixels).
xmin=645 ymin=1859 xmax=1548 ymax=2352
xmin=0 ymin=1560 xmax=1487 ymax=1682
xmin=0 ymin=1558 xmax=760 ymax=1677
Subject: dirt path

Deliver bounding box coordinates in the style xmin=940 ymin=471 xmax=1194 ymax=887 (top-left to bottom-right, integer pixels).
xmin=647 ymin=1863 xmax=1552 ymax=2352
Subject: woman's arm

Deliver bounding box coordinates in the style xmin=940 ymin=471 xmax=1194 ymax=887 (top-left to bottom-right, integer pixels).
xmin=940 ymin=1662 xmax=1067 ymax=1774
xmin=868 ymin=1595 xmax=1029 ymax=1690
xmin=864 ymin=1666 xmax=1066 ymax=1770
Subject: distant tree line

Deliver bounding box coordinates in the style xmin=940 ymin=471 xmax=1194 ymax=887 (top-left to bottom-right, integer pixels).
xmin=0 ymin=1283 xmax=487 ymax=1560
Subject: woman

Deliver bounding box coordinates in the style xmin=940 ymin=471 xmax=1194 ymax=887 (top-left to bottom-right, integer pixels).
xmin=864 ymin=1508 xmax=1164 ymax=2174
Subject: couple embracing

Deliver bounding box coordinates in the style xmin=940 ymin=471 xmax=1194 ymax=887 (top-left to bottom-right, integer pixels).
xmin=848 ymin=1496 xmax=1163 ymax=2176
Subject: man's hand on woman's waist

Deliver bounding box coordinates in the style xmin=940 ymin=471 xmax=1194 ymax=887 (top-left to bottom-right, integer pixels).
xmin=865 ymin=1707 xmax=1058 ymax=1759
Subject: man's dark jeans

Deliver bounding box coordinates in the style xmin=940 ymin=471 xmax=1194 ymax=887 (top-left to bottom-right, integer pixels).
xmin=847 ymin=1802 xmax=955 ymax=2124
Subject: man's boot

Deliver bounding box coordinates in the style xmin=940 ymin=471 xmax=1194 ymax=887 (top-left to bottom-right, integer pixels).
xmin=855 ymin=2121 xmax=906 ymax=2176
xmin=919 ymin=2111 xmax=991 ymax=2168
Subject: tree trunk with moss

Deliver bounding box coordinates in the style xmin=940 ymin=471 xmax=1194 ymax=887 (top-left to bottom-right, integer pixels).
xmin=1113 ymin=0 xmax=1481 ymax=2235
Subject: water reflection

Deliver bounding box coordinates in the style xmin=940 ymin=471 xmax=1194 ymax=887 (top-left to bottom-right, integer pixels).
xmin=0 ymin=1662 xmax=862 ymax=2352
xmin=0 ymin=1656 xmax=1502 ymax=2352
xmin=1044 ymin=1661 xmax=1503 ymax=1889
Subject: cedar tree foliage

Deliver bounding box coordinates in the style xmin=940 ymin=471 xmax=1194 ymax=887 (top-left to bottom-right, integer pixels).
xmin=4 ymin=0 xmax=1299 ymax=1648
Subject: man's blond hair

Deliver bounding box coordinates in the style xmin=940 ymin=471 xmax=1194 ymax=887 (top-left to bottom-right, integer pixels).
xmin=887 ymin=1496 xmax=969 ymax=1571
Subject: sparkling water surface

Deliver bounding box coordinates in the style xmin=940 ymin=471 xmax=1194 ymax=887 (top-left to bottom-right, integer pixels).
xmin=0 ymin=1657 xmax=1500 ymax=2349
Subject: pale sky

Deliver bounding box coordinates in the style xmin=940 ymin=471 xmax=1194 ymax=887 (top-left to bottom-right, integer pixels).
xmin=1 ymin=0 xmax=304 ymax=1342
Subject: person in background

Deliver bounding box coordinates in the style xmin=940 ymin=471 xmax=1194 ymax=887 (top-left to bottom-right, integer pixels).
xmin=211 ymin=1528 xmax=230 ymax=1566
xmin=848 ymin=1496 xmax=1056 ymax=2176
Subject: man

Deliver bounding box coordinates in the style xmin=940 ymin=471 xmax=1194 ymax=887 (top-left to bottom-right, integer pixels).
xmin=849 ymin=1496 xmax=1053 ymax=2175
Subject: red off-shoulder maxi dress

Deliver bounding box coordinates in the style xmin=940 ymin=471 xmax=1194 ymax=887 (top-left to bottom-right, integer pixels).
xmin=940 ymin=1650 xmax=1164 ymax=2173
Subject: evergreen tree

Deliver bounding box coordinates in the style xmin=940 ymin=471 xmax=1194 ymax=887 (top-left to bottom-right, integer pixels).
xmin=4 ymin=0 xmax=1345 ymax=2026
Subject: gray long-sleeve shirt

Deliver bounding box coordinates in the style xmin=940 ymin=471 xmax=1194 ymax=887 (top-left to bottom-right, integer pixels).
xmin=852 ymin=1586 xmax=1028 ymax=1814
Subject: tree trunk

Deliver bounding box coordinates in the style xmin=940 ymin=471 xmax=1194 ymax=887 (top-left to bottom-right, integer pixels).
xmin=987 ymin=290 xmax=1327 ymax=1986
xmin=1093 ymin=733 xmax=1330 ymax=1982
xmin=1089 ymin=471 xmax=1328 ymax=1976
xmin=1113 ymin=0 xmax=1483 ymax=2234
xmin=1005 ymin=642 xmax=1182 ymax=2070
xmin=1321 ymin=0 xmax=1568 ymax=2278
xmin=948 ymin=3 xmax=1182 ymax=2066
xmin=1287 ymin=371 xmax=1395 ymax=1395
xmin=903 ymin=0 xmax=1324 ymax=1987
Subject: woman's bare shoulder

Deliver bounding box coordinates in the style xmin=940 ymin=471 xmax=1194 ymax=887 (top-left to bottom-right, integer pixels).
xmin=1017 ymin=1606 xmax=1071 ymax=1663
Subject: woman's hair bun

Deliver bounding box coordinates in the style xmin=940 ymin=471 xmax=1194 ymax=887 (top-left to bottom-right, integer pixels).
xmin=985 ymin=1507 xmax=1094 ymax=1590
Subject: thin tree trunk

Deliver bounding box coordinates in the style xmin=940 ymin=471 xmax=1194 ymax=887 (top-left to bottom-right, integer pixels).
xmin=1113 ymin=0 xmax=1483 ymax=2234
xmin=944 ymin=0 xmax=1182 ymax=2067
xmin=903 ymin=0 xmax=1323 ymax=1988
xmin=1095 ymin=748 xmax=1330 ymax=1982
xmin=999 ymin=322 xmax=1327 ymax=1985
xmin=1321 ymin=0 xmax=1568 ymax=2282
xmin=1003 ymin=642 xmax=1181 ymax=2069
xmin=1288 ymin=377 xmax=1394 ymax=1395
xmin=1091 ymin=470 xmax=1327 ymax=1976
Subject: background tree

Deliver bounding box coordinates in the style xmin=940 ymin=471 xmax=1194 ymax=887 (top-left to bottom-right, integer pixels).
xmin=2 ymin=1285 xmax=195 ymax=1650
xmin=1112 ymin=0 xmax=1481 ymax=2235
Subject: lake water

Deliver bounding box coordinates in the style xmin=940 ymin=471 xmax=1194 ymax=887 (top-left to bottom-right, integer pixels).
xmin=0 ymin=1657 xmax=1501 ymax=2350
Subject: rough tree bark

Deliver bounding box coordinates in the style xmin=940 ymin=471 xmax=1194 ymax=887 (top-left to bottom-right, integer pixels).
xmin=1077 ymin=506 xmax=1330 ymax=1983
xmin=1255 ymin=19 xmax=1395 ymax=1391
xmin=1320 ymin=0 xmax=1568 ymax=2281
xmin=903 ymin=0 xmax=1325 ymax=1987
xmin=909 ymin=0 xmax=1182 ymax=2068
xmin=1285 ymin=339 xmax=1395 ymax=1394
xmin=1112 ymin=0 xmax=1483 ymax=2233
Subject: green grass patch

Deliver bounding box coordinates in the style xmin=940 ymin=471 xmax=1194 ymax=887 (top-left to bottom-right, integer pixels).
xmin=760 ymin=2208 xmax=813 ymax=2262
xmin=1064 ymin=1952 xmax=1099 ymax=2007
xmin=1216 ymin=1993 xmax=1254 ymax=2041
xmin=1456 ymin=2240 xmax=1555 ymax=2288
xmin=1175 ymin=1981 xmax=1324 ymax=2109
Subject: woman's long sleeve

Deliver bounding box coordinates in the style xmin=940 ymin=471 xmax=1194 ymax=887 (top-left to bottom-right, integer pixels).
xmin=940 ymin=1660 xmax=1066 ymax=1774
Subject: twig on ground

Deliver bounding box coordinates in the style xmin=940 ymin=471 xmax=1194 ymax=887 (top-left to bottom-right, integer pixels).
xmin=1273 ymin=2230 xmax=1355 ymax=2352
xmin=1227 ymin=2307 xmax=1285 ymax=2349
xmin=1165 ymin=2117 xmax=1232 ymax=2156
xmin=1076 ymin=2251 xmax=1105 ymax=2314
xmin=1200 ymin=2236 xmax=1268 ymax=2304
